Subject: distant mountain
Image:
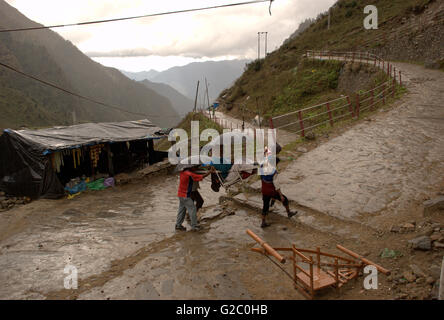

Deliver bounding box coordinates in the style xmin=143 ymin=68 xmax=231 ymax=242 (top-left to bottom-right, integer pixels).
xmin=0 ymin=0 xmax=180 ymax=129
xmin=139 ymin=79 xmax=194 ymax=117
xmin=123 ymin=60 xmax=250 ymax=101
xmin=121 ymin=70 xmax=160 ymax=82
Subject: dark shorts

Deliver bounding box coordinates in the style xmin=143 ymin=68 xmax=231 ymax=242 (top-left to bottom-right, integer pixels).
xmin=262 ymin=193 xmax=289 ymax=215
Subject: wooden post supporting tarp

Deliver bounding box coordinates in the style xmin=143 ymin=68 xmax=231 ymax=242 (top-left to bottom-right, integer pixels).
xmin=246 ymin=229 xmax=286 ymax=263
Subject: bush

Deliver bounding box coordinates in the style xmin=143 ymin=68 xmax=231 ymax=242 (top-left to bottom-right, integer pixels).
xmin=245 ymin=59 xmax=263 ymax=72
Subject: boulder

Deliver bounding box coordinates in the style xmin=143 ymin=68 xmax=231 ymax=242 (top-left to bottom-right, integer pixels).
xmin=410 ymin=264 xmax=426 ymax=278
xmin=429 ymin=265 xmax=441 ymax=279
xmin=430 ymin=233 xmax=443 ymax=241
xmin=408 ymin=236 xmax=432 ymax=251
xmin=433 ymin=241 xmax=444 ymax=248
xmin=424 ymin=59 xmax=441 ymax=70
xmin=423 ymin=196 xmax=444 ymax=217
xmin=305 ymin=132 xmax=316 ymax=140
xmin=403 ymin=271 xmax=416 ymax=283
xmin=401 ymin=223 xmax=415 ymax=233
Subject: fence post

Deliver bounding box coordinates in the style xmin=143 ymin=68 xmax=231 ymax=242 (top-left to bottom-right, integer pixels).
xmin=326 ymin=103 xmax=333 ymax=127
xmin=382 ymin=84 xmax=386 ymax=105
xmin=399 ymin=71 xmax=402 ymax=87
xmin=355 ymin=94 xmax=360 ymax=119
xmin=346 ymin=96 xmax=354 ymax=117
xmin=298 ymin=111 xmax=305 ymax=138
xmin=269 ymin=118 xmax=274 ymax=129
xmin=392 ymin=79 xmax=396 ymax=98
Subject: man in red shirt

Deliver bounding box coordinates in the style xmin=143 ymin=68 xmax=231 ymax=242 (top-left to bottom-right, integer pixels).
xmin=176 ymin=166 xmax=213 ymax=231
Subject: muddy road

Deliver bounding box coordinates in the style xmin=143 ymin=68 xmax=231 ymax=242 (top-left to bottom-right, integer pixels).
xmin=0 ymin=172 xmax=405 ymax=300
xmin=0 ymin=63 xmax=443 ymax=300
xmin=279 ymin=63 xmax=444 ymax=229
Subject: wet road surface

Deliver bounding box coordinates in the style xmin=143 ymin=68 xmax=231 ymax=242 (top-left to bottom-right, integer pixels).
xmin=278 ymin=63 xmax=444 ymax=228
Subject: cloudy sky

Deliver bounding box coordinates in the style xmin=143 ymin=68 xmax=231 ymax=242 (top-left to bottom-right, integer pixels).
xmin=6 ymin=0 xmax=336 ymax=71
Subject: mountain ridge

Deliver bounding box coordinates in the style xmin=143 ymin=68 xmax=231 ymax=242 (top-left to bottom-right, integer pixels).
xmin=122 ymin=59 xmax=250 ymax=102
xmin=0 ymin=0 xmax=180 ymax=129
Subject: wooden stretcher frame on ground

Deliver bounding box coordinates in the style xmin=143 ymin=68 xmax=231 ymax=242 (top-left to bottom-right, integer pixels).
xmin=246 ymin=229 xmax=390 ymax=299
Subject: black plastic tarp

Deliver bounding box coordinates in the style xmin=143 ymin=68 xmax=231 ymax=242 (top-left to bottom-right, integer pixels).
xmin=0 ymin=119 xmax=163 ymax=199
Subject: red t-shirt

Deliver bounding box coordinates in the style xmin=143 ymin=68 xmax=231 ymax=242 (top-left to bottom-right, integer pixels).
xmin=178 ymin=170 xmax=204 ymax=198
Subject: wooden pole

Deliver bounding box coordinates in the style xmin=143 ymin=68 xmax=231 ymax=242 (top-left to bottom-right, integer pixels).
xmin=205 ymin=78 xmax=211 ymax=113
xmin=293 ymin=244 xmax=298 ymax=287
xmin=317 ymin=247 xmax=321 ymax=269
xmin=193 ymin=80 xmax=200 ymax=113
xmin=336 ymin=245 xmax=390 ymax=275
xmin=246 ymin=229 xmax=286 ymax=263
xmin=356 ymin=94 xmax=360 ymax=119
xmin=382 ymin=84 xmax=386 ymax=105
xmin=334 ymin=257 xmax=339 ymax=293
xmin=392 ymin=79 xmax=396 ymax=98
xmin=347 ymin=96 xmax=354 ymax=117
xmin=106 ymin=143 xmax=114 ymax=176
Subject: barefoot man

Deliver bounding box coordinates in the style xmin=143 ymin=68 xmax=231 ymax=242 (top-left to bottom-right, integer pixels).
xmin=260 ymin=157 xmax=297 ymax=228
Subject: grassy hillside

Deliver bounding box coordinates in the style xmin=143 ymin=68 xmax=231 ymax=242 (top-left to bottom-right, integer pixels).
xmin=0 ymin=0 xmax=180 ymax=129
xmin=219 ymin=0 xmax=442 ymax=121
xmin=156 ymin=112 xmax=223 ymax=151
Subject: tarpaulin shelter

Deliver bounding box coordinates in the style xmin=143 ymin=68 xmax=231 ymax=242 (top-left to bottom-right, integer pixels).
xmin=0 ymin=119 xmax=167 ymax=199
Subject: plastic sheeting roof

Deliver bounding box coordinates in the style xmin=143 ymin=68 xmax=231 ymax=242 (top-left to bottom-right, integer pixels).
xmin=4 ymin=119 xmax=164 ymax=154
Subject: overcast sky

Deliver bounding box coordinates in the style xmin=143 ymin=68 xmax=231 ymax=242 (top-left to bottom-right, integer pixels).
xmin=6 ymin=0 xmax=336 ymax=72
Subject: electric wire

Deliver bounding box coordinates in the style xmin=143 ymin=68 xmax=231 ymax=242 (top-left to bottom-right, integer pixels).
xmin=0 ymin=0 xmax=272 ymax=33
xmin=0 ymin=61 xmax=177 ymax=119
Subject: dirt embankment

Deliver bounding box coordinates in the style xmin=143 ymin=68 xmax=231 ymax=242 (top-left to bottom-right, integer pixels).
xmin=337 ymin=62 xmax=381 ymax=94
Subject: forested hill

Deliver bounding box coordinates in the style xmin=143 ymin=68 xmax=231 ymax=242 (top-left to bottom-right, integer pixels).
xmin=0 ymin=0 xmax=180 ymax=129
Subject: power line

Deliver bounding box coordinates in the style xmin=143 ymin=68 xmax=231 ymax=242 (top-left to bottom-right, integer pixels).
xmin=0 ymin=61 xmax=176 ymax=119
xmin=0 ymin=0 xmax=272 ymax=33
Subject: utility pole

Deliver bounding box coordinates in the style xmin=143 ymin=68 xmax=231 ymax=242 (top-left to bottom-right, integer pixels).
xmin=258 ymin=32 xmax=268 ymax=59
xmin=193 ymin=80 xmax=200 ymax=113
xmin=264 ymin=32 xmax=268 ymax=56
xmin=205 ymin=78 xmax=210 ymax=118
xmin=257 ymin=32 xmax=260 ymax=60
